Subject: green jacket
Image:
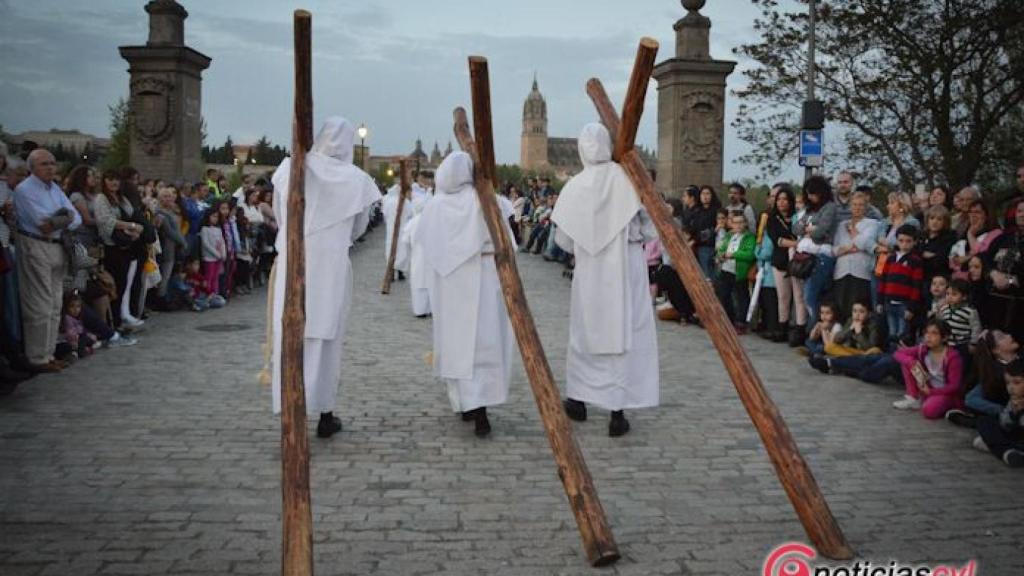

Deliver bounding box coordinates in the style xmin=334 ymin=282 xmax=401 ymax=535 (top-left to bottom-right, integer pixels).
xmin=717 ymin=231 xmax=756 ymax=279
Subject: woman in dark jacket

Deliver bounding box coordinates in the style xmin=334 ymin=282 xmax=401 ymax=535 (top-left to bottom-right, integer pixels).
xmin=692 ymin=185 xmax=721 ymax=279
xmin=767 ymin=185 xmax=803 ymax=343
xmin=919 ymin=204 xmax=957 ymax=290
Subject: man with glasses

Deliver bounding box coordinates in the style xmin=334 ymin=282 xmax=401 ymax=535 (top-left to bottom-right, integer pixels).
xmin=13 ymin=149 xmax=81 ymax=372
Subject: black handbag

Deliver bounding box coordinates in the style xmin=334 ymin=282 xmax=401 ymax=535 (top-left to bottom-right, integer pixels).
xmin=787 ymin=251 xmax=816 ymax=279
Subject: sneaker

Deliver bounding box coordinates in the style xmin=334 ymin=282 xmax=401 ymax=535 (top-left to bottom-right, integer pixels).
xmin=892 ymin=395 xmax=922 ymax=410
xmin=1003 ymin=449 xmax=1024 ymax=468
xmin=808 ymin=354 xmax=830 ymax=374
xmin=972 ymin=435 xmax=989 ymax=453
xmin=657 ymin=307 xmax=682 ymax=322
xmin=105 ymin=332 xmax=138 ymax=348
xmin=944 ymin=409 xmax=977 ymax=428
xmin=121 ymin=315 xmax=145 ymax=330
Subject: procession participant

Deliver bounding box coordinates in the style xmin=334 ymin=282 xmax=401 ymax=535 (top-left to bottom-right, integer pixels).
xmin=401 ymin=199 xmax=431 ymax=317
xmin=269 ymin=116 xmax=379 ymax=438
xmin=415 ymin=151 xmax=513 ymax=437
xmin=381 ymin=181 xmax=412 ymax=280
xmin=551 ymin=123 xmax=659 ymax=437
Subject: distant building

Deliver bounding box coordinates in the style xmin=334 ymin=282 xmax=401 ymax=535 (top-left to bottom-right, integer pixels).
xmin=366 ymin=138 xmax=453 ymax=182
xmin=3 ymin=128 xmax=110 ymax=160
xmin=520 ymin=76 xmax=655 ymax=181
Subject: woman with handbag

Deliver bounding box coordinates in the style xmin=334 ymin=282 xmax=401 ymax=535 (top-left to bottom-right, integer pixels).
xmin=92 ymin=169 xmax=144 ymax=330
xmin=767 ymin=185 xmax=806 ymax=345
xmin=793 ymin=175 xmax=840 ymax=328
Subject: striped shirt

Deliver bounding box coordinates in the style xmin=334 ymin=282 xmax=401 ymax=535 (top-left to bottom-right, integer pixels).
xmin=936 ymin=303 xmax=981 ymax=346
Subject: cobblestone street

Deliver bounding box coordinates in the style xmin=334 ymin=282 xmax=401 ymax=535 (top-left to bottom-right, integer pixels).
xmin=2 ymin=227 xmax=1021 ymax=576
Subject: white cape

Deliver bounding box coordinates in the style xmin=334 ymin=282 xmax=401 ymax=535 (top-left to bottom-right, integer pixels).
xmin=552 ymin=123 xmax=659 ymax=411
xmin=269 ymin=116 xmax=379 ymax=415
xmin=415 ymin=152 xmax=513 ymax=412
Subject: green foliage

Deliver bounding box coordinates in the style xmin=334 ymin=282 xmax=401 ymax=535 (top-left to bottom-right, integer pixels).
xmin=734 ymin=0 xmax=1024 ymax=190
xmin=102 ymin=97 xmax=131 ymax=171
xmin=374 ymin=162 xmax=395 ymax=188
xmin=495 ymin=164 xmax=524 ymax=191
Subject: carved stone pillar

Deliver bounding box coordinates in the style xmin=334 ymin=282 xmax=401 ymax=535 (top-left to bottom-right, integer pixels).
xmin=653 ymin=0 xmax=736 ymax=197
xmin=119 ymin=0 xmax=211 ymax=182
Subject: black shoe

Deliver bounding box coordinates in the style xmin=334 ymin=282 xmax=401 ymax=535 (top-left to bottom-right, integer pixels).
xmin=460 ymin=409 xmax=476 ymax=422
xmin=808 ymin=354 xmax=830 ymax=374
xmin=945 ymin=409 xmax=977 ymax=429
xmin=474 ymin=408 xmax=491 ymax=437
xmin=788 ymin=325 xmax=806 ymax=348
xmin=397 ymin=271 xmax=406 ymax=281
xmin=317 ymin=413 xmax=342 ymax=438
xmin=563 ymin=398 xmax=587 ymax=422
xmin=609 ymin=411 xmax=630 ymax=437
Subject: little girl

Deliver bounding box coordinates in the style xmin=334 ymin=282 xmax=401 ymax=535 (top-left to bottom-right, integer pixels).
xmin=801 ymin=301 xmax=840 ymax=357
xmin=892 ymin=319 xmax=964 ymax=419
xmin=60 ymin=292 xmax=98 ymax=358
xmin=927 ymin=275 xmax=949 ymax=319
xmin=200 ymin=210 xmax=227 ymax=298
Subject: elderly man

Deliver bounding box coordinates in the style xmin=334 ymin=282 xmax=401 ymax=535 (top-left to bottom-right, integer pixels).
xmin=13 ymin=149 xmax=81 ymax=372
xmin=953 ymin=185 xmax=982 ymax=236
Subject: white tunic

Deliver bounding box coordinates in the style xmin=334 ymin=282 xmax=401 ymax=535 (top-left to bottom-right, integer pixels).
xmin=269 ymin=117 xmax=378 ymax=415
xmin=382 ymin=186 xmax=412 ymax=273
xmin=415 ymin=152 xmax=513 ymax=413
xmin=402 ymin=210 xmax=431 ymax=316
xmin=551 ymin=123 xmax=659 ymax=411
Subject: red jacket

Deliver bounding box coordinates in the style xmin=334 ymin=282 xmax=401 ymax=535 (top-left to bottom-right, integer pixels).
xmin=878 ymin=251 xmax=924 ymax=305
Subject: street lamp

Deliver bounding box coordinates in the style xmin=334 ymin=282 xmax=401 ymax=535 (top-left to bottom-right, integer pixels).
xmin=356 ymin=123 xmax=368 ymax=169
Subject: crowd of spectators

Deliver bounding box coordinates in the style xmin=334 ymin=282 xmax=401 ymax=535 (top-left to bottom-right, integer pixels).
xmin=508 ymin=165 xmax=1024 ymax=469
xmin=0 ymin=144 xmax=281 ymax=394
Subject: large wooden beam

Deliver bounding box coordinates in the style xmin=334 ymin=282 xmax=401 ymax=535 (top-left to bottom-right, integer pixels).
xmin=613 ymin=37 xmax=658 ymax=161
xmin=453 ymin=56 xmax=620 ymax=567
xmin=281 ymin=9 xmax=314 ymax=576
xmin=586 ymin=43 xmax=853 ymax=560
xmin=381 ymin=159 xmax=410 ymax=294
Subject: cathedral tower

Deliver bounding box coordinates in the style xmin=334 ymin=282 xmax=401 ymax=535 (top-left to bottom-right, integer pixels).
xmin=520 ymin=75 xmax=548 ymax=170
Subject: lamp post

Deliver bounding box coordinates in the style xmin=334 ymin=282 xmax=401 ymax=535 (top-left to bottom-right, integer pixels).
xmin=356 ymin=123 xmax=368 ymax=169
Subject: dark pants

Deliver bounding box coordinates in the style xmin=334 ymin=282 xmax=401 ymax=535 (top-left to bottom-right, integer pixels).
xmin=716 ymin=271 xmax=749 ymax=326
xmin=758 ymin=286 xmax=779 ymax=333
xmin=977 ymin=415 xmax=1024 ymax=461
xmin=81 ymin=303 xmax=115 ymax=341
xmin=102 ymin=246 xmax=132 ymax=327
xmin=829 ymin=353 xmax=900 ymax=384
xmin=833 ymin=275 xmax=871 ymax=322
xmin=525 ymin=223 xmax=549 ymax=252
xmin=655 ymin=265 xmax=694 ymax=319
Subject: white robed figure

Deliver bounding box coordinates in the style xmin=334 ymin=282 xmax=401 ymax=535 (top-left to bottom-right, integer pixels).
xmin=552 ymin=123 xmax=660 ymax=437
xmin=400 ymin=198 xmax=432 ymax=317
xmin=382 ymin=183 xmax=412 ymax=277
xmin=414 ymin=151 xmax=514 ymax=437
xmin=269 ymin=116 xmax=379 ymax=438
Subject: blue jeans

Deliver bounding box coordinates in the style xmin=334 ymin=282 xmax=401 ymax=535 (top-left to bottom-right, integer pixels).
xmin=829 ymin=353 xmax=900 ymax=384
xmin=885 ymin=301 xmax=908 ymax=342
xmin=965 ymin=385 xmax=1004 ymax=417
xmin=697 ymin=246 xmax=715 ymax=279
xmin=804 ymin=254 xmax=835 ymax=325
xmin=805 ymin=338 xmax=825 ymax=356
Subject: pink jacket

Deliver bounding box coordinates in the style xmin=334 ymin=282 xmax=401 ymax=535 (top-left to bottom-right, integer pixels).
xmin=644 ymin=238 xmax=663 ymax=267
xmin=893 ymin=344 xmax=963 ymax=397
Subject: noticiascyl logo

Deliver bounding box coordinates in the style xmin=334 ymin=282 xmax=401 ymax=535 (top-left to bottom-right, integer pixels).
xmin=763 ymin=542 xmax=816 ymax=576
xmin=762 ymin=542 xmax=980 ymax=576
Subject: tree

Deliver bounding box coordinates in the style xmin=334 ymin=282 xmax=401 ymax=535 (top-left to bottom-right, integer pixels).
xmin=103 ymin=97 xmax=131 ymax=171
xmin=496 ymin=164 xmax=524 ymax=191
xmin=733 ymin=0 xmax=1024 ymax=190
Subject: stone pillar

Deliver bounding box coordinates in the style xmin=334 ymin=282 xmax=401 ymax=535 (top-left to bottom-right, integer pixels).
xmin=119 ymin=0 xmax=211 ymax=182
xmin=653 ymin=0 xmax=735 ymax=198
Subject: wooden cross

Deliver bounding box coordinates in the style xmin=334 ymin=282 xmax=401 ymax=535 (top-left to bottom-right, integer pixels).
xmin=451 ymin=56 xmax=620 ymax=567
xmin=280 ymin=10 xmax=314 ymax=576
xmin=381 ymin=160 xmax=411 ymax=294
xmin=588 ymin=38 xmax=853 ymax=561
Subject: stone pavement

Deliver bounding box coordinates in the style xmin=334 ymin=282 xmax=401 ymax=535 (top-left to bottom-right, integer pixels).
xmin=1 ymin=226 xmax=1022 ymax=576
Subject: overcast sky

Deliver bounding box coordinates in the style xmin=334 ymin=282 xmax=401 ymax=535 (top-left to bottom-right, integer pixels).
xmin=0 ymin=0 xmax=805 ymax=181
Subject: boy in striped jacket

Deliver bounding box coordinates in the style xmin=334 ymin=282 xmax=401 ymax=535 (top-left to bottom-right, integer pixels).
xmin=877 ymin=224 xmax=925 ymax=346
xmin=937 ymin=278 xmax=983 ymax=351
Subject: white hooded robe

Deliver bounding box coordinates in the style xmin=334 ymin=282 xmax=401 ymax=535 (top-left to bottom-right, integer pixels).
xmin=269 ymin=116 xmax=380 ymax=415
xmin=551 ymin=123 xmax=660 ymax=411
xmin=400 ymin=199 xmax=432 ymax=316
xmin=414 ymin=152 xmax=513 ymax=413
xmin=382 ymin=184 xmax=412 ymax=273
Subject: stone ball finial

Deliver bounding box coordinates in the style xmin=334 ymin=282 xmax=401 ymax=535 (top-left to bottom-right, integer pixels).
xmin=682 ymin=0 xmax=706 ymax=12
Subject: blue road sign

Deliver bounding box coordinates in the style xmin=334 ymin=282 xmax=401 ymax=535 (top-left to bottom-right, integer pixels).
xmin=799 ymin=129 xmax=823 ymax=167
